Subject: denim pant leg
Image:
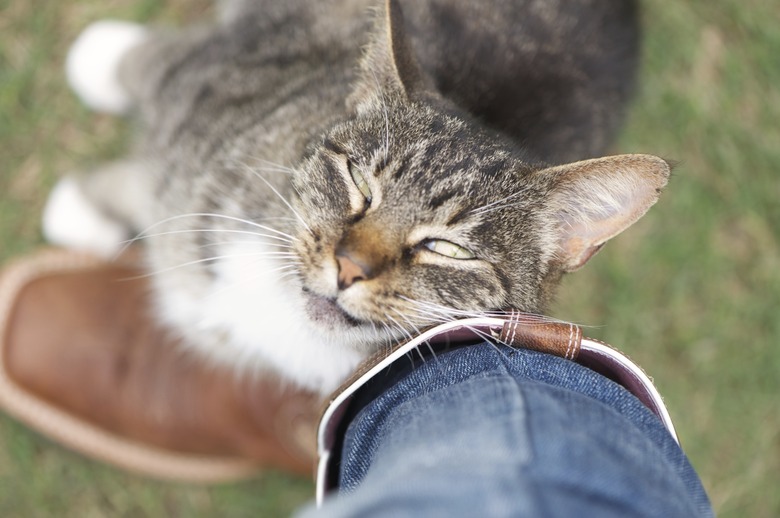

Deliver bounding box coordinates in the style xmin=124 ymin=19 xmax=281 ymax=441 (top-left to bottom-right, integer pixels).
xmin=302 ymin=342 xmax=713 ymax=517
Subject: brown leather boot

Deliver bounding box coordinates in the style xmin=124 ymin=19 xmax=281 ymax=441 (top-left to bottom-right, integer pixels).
xmin=0 ymin=248 xmax=320 ymax=482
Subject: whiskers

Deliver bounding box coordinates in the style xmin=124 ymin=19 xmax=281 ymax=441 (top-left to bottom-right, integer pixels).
xmin=246 ymin=157 xmax=297 ymax=176
xmin=113 ymin=153 xmax=310 ymax=285
xmin=469 ymin=190 xmax=530 ymax=217
xmin=114 ymin=207 xmax=304 ymax=292
xmin=385 ymin=296 xmax=571 ymax=359
xmin=234 ymin=158 xmax=313 ymax=235
xmin=116 ymin=212 xmax=298 ymax=257
xmin=122 ymin=248 xmax=302 ymax=281
xmin=204 ymin=257 xmax=302 ymax=301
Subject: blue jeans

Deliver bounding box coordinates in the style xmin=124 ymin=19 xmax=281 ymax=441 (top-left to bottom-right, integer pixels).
xmin=300 ymin=343 xmax=713 ymax=517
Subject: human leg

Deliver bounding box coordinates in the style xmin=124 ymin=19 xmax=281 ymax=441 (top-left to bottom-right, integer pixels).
xmin=304 ymin=343 xmax=713 ymax=517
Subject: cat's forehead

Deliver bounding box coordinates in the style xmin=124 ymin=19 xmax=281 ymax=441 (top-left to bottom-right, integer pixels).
xmin=313 ymin=113 xmax=542 ymax=235
xmin=334 ymin=102 xmax=536 ymax=188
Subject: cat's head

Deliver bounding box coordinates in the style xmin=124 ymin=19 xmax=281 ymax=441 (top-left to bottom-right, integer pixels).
xmin=290 ymin=0 xmax=669 ymax=349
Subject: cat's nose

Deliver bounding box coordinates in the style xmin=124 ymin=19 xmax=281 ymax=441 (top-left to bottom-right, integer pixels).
xmin=336 ymin=253 xmax=370 ymax=290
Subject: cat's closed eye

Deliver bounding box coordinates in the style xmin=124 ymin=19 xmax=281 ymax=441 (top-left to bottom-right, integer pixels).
xmin=421 ymin=239 xmax=475 ymax=260
xmin=347 ymin=160 xmax=372 ymax=204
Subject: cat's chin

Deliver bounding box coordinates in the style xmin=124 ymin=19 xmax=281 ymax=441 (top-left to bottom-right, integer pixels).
xmin=303 ymin=291 xmax=362 ymax=329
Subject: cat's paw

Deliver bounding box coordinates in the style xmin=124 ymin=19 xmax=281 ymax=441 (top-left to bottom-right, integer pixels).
xmin=42 ymin=177 xmax=128 ymax=258
xmin=65 ymin=20 xmax=148 ymax=115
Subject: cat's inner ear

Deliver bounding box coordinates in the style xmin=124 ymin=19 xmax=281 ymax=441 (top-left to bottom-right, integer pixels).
xmin=542 ymin=154 xmax=671 ymax=272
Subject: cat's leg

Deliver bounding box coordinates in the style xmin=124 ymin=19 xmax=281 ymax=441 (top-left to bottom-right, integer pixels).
xmin=66 ymin=20 xmax=150 ymax=115
xmin=43 ymin=161 xmax=155 ymax=258
xmin=66 ymin=18 xmax=213 ymax=116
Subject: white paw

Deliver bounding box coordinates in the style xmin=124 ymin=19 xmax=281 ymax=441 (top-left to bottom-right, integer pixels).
xmin=65 ymin=20 xmax=148 ymax=115
xmin=42 ymin=177 xmax=128 ymax=258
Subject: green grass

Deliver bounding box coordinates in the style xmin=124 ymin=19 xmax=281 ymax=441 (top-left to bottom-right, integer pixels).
xmin=1 ymin=0 xmax=778 ymax=516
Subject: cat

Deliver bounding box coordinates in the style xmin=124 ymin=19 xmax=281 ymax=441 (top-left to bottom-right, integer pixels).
xmin=43 ymin=0 xmax=669 ymax=394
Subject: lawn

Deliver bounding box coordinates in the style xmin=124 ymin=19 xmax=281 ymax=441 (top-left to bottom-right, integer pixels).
xmin=1 ymin=0 xmax=778 ymax=516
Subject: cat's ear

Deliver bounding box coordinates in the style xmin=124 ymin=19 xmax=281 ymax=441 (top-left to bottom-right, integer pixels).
xmin=542 ymin=154 xmax=671 ymax=272
xmin=350 ymin=0 xmax=431 ymax=110
xmin=381 ymin=0 xmax=427 ymax=96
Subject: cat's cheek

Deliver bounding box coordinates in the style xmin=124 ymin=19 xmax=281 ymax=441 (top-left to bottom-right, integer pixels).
xmin=335 ymin=283 xmax=373 ymax=319
xmin=303 ymin=257 xmax=341 ymax=298
xmin=333 ymin=281 xmax=399 ymax=326
xmin=293 ymin=234 xmax=341 ymax=295
xmin=406 ymin=267 xmax=507 ymax=313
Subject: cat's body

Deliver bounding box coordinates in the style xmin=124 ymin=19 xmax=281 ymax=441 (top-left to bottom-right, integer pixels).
xmin=45 ymin=0 xmax=669 ymax=393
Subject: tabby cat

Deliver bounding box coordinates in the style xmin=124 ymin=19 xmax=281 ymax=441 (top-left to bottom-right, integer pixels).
xmin=44 ymin=0 xmax=669 ymax=393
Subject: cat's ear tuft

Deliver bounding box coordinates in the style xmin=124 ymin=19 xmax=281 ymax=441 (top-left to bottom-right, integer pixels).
xmin=542 ymin=154 xmax=671 ymax=272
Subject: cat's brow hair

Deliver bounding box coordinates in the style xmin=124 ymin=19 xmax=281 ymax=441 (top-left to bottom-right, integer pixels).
xmin=368 ymin=66 xmax=393 ymax=165
xmin=322 ymin=138 xmax=349 ymax=157
xmin=445 ymin=207 xmax=473 ymax=227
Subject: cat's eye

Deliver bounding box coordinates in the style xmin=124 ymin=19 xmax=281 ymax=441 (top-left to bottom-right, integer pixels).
xmin=422 ymin=239 xmax=475 ymax=260
xmin=348 ymin=161 xmax=372 ymax=203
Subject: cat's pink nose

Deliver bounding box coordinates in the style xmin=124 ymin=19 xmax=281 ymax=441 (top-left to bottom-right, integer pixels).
xmin=336 ymin=254 xmax=369 ymax=290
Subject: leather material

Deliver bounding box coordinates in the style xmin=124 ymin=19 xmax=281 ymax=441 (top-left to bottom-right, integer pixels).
xmin=2 ymin=252 xmax=318 ymax=477
xmin=499 ymin=310 xmax=582 ymax=360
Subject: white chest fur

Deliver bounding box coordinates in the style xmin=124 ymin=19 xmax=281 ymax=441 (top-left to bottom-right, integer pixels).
xmin=153 ymin=242 xmax=367 ymax=394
